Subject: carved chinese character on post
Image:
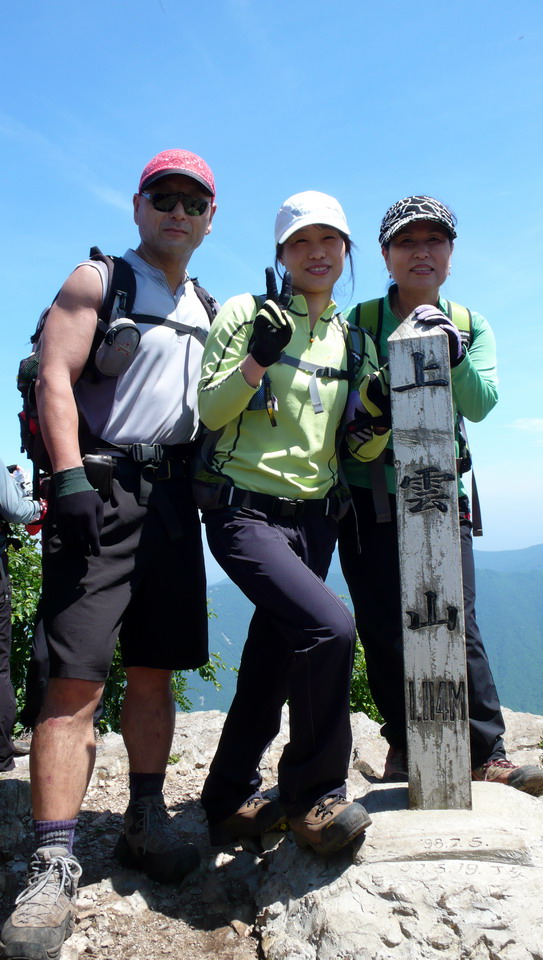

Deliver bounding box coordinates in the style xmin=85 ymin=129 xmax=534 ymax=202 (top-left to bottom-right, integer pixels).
xmin=388 ymin=317 xmax=471 ymax=810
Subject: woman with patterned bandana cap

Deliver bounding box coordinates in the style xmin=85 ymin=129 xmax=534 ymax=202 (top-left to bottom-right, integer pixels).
xmin=338 ymin=195 xmax=543 ymax=795
xmin=198 ymin=191 xmax=389 ymax=855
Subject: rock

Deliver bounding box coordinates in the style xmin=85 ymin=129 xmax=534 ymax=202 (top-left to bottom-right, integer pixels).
xmin=230 ymin=919 xmax=251 ymax=937
xmin=0 ymin=779 xmax=31 ymax=860
xmin=90 ymin=733 xmax=128 ymax=783
xmin=2 ymin=707 xmax=543 ymax=960
xmin=255 ymin=780 xmax=543 ymax=960
xmin=108 ymin=890 xmax=151 ymax=916
xmin=502 ymin=706 xmax=543 ymax=764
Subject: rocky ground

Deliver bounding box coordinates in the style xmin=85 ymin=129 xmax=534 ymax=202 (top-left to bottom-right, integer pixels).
xmin=0 ymin=711 xmax=287 ymax=960
xmin=1 ymin=708 xmax=542 ymax=960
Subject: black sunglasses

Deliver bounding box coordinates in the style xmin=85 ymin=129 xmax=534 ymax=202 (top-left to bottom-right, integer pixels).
xmin=140 ymin=190 xmax=210 ymax=216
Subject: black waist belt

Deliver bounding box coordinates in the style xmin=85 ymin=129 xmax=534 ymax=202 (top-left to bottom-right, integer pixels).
xmin=225 ymin=487 xmax=333 ymax=519
xmin=94 ymin=442 xmax=196 ymax=464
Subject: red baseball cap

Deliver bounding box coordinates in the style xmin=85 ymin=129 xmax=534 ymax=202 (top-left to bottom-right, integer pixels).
xmin=138 ymin=149 xmax=215 ymax=197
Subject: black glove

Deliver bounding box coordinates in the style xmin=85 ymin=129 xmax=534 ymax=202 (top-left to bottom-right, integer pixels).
xmin=54 ymin=467 xmax=104 ymax=557
xmin=359 ymin=365 xmax=392 ymax=434
xmin=248 ymin=268 xmax=293 ymax=368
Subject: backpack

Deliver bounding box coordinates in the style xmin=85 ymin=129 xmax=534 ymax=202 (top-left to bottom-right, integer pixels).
xmin=353 ymin=297 xmax=472 ymax=362
xmin=17 ymin=247 xmax=219 ymax=491
xmin=351 ymin=296 xmax=482 ymax=535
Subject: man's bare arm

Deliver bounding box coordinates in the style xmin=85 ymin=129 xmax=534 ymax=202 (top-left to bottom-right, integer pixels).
xmin=36 ymin=264 xmax=103 ymax=473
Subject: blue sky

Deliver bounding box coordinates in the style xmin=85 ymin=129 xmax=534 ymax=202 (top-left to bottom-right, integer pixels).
xmin=1 ymin=0 xmax=542 ymax=555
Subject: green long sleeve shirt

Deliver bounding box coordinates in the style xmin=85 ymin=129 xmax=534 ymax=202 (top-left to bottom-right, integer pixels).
xmin=341 ymin=291 xmax=498 ymax=497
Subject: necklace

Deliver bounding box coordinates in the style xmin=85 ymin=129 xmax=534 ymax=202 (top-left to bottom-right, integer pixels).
xmin=392 ymin=290 xmax=406 ymax=322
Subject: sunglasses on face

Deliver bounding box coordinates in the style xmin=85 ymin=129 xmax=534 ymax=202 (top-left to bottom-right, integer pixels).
xmin=140 ymin=190 xmax=210 ymax=216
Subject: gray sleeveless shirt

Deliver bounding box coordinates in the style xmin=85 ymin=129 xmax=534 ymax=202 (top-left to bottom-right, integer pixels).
xmin=74 ymin=249 xmax=210 ymax=445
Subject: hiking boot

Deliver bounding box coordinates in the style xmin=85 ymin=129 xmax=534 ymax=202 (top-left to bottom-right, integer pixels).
xmin=472 ymin=758 xmax=543 ymax=796
xmin=114 ymin=794 xmax=200 ymax=883
xmin=208 ymin=796 xmax=286 ymax=846
xmin=382 ymin=746 xmax=408 ymax=782
xmin=0 ymin=846 xmax=81 ymax=960
xmin=289 ymin=796 xmax=372 ymax=855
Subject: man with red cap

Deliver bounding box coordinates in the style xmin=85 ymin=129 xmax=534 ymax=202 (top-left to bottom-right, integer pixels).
xmin=1 ymin=150 xmax=218 ymax=960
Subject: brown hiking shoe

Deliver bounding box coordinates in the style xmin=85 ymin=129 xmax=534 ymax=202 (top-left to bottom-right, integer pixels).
xmin=0 ymin=846 xmax=81 ymax=960
xmin=472 ymin=759 xmax=543 ymax=796
xmin=208 ymin=796 xmax=286 ymax=846
xmin=382 ymin=747 xmax=408 ymax=782
xmin=289 ymin=796 xmax=372 ymax=855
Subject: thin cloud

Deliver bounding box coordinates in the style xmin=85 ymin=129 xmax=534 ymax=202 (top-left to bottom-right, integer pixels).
xmin=509 ymin=418 xmax=543 ymax=445
xmin=0 ymin=110 xmax=131 ymax=214
xmin=90 ymin=185 xmax=132 ymax=214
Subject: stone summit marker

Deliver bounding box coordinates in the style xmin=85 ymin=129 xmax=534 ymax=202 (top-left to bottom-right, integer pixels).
xmin=388 ymin=317 xmax=471 ymax=810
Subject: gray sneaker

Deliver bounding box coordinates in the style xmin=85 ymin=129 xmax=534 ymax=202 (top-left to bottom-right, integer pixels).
xmin=114 ymin=794 xmax=200 ymax=883
xmin=0 ymin=846 xmax=81 ymax=960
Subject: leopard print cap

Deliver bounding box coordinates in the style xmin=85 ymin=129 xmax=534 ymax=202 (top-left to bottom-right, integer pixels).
xmin=379 ymin=196 xmax=457 ymax=246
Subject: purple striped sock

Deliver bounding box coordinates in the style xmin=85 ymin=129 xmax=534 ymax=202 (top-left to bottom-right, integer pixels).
xmin=33 ymin=819 xmax=78 ymax=854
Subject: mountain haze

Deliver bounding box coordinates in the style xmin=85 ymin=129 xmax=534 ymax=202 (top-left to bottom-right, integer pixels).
xmin=186 ymin=543 xmax=543 ymax=716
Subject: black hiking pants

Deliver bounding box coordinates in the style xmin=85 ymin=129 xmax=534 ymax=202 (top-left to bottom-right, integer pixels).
xmin=201 ymin=505 xmax=356 ymax=823
xmin=338 ymin=486 xmax=506 ymax=769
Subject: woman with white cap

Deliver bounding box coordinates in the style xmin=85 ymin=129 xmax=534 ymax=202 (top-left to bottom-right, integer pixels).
xmin=338 ymin=195 xmax=543 ymax=795
xmin=197 ymin=191 xmax=388 ymax=854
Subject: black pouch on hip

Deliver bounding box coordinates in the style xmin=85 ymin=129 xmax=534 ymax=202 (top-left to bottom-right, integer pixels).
xmin=83 ymin=454 xmax=114 ymax=501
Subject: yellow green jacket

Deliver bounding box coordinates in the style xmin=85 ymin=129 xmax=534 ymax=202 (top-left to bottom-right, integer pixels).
xmin=198 ymin=293 xmax=387 ymax=499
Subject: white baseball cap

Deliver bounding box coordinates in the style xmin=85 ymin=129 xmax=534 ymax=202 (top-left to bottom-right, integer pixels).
xmin=275 ymin=191 xmax=351 ymax=245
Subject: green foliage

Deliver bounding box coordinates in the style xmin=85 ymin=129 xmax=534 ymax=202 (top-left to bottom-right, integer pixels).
xmin=99 ymin=646 xmax=126 ymax=734
xmin=8 ymin=529 xmax=42 ymax=709
xmin=350 ymin=637 xmax=383 ymax=723
xmin=336 ymin=592 xmax=382 ymax=722
xmin=7 ymin=529 xmax=225 ymax=734
xmin=169 ymin=652 xmax=226 ymax=717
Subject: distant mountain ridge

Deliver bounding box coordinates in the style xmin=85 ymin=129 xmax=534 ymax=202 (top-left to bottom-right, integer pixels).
xmin=186 ymin=543 xmax=543 ymax=716
xmin=473 ymin=542 xmax=543 ymax=573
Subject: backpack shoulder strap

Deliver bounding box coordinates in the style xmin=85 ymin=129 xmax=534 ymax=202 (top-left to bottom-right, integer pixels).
xmin=444 ymin=299 xmax=473 ymax=347
xmin=88 ymin=250 xmax=214 ymax=346
xmin=89 ymin=247 xmax=137 ymax=327
xmin=337 ymin=313 xmax=367 ymax=384
xmin=353 ymin=298 xmax=384 ymax=343
xmin=444 ymin=301 xmax=481 ymax=533
xmin=191 ymin=277 xmax=220 ymax=324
